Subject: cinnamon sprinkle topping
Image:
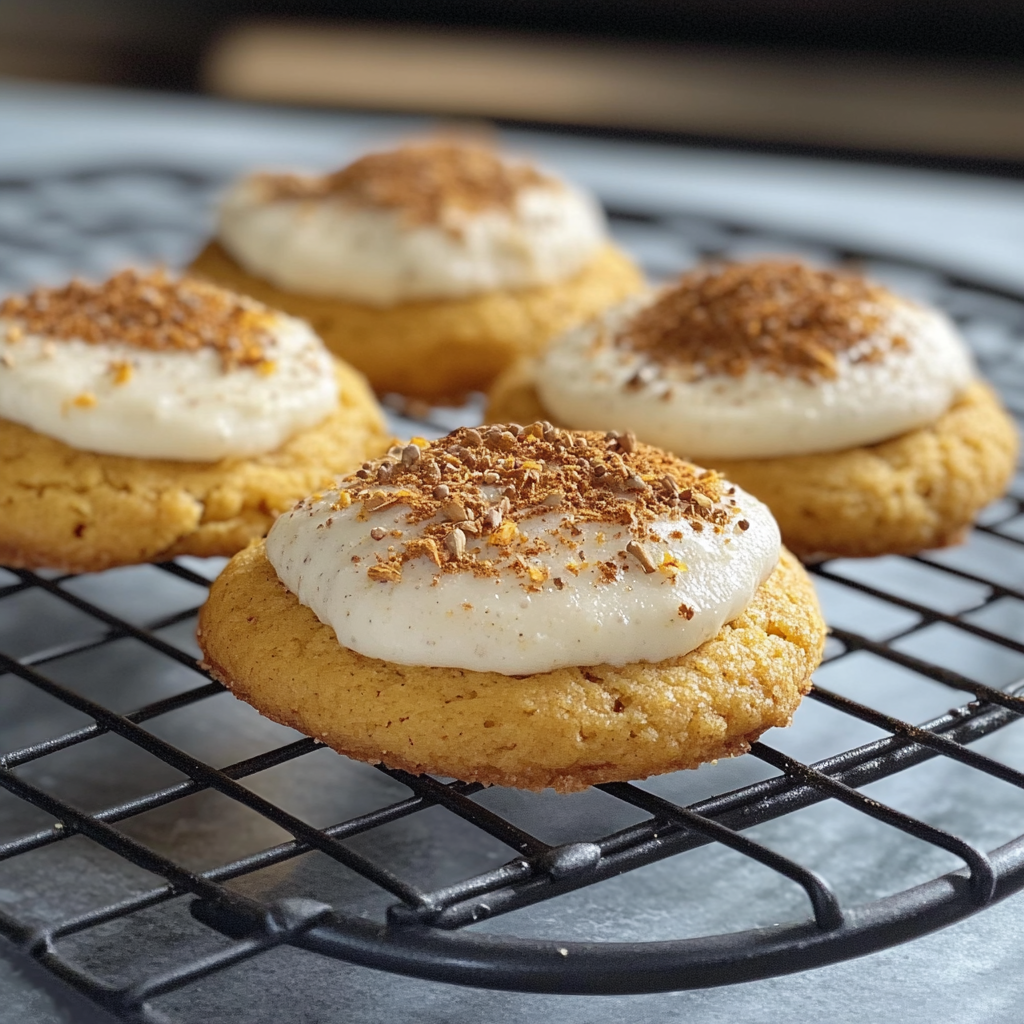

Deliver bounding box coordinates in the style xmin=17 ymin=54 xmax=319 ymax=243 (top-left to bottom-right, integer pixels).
xmin=0 ymin=269 xmax=278 ymax=371
xmin=300 ymin=423 xmax=745 ymax=584
xmin=254 ymin=141 xmax=553 ymax=226
xmin=617 ymin=260 xmax=897 ymax=382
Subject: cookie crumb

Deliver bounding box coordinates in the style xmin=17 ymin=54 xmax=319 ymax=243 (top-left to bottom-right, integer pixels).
xmin=367 ymin=561 xmax=403 ymax=583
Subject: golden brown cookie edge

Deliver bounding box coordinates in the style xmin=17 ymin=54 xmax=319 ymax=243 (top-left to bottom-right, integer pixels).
xmin=190 ymin=241 xmax=645 ymax=403
xmin=197 ymin=541 xmax=824 ymax=792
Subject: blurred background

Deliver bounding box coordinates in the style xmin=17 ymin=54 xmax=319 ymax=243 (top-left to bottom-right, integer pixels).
xmin=4 ymin=0 xmax=1024 ymax=170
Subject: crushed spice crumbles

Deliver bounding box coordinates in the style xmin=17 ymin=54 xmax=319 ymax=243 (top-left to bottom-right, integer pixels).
xmin=255 ymin=141 xmax=554 ymax=226
xmin=109 ymin=360 xmax=133 ymax=385
xmin=0 ymin=269 xmax=278 ymax=371
xmin=68 ymin=392 xmax=97 ymax=410
xmin=298 ymin=422 xmax=744 ymax=586
xmin=617 ymin=260 xmax=900 ymax=382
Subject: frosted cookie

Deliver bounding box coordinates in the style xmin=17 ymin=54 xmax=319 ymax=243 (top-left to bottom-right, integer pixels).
xmin=189 ymin=140 xmax=644 ymax=403
xmin=488 ymin=260 xmax=1018 ymax=559
xmin=198 ymin=424 xmax=825 ymax=792
xmin=0 ymin=270 xmax=388 ymax=573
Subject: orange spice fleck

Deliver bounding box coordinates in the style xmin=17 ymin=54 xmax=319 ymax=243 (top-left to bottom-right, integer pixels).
xmin=488 ymin=520 xmax=518 ymax=546
xmin=659 ymin=552 xmax=689 ymax=576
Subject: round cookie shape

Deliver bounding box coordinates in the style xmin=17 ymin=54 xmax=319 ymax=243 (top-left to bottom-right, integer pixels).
xmin=198 ymin=541 xmax=823 ymax=792
xmin=0 ymin=270 xmax=391 ymax=572
xmin=191 ymin=139 xmax=645 ymax=402
xmin=0 ymin=360 xmax=388 ymax=573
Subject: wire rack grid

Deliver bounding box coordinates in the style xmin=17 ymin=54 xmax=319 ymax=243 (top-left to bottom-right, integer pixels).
xmin=0 ymin=165 xmax=1023 ymax=1023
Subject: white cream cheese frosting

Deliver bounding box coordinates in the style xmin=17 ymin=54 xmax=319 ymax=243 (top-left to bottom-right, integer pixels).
xmin=0 ymin=271 xmax=339 ymax=462
xmin=266 ymin=424 xmax=780 ymax=675
xmin=537 ymin=262 xmax=976 ymax=460
xmin=216 ymin=142 xmax=607 ymax=307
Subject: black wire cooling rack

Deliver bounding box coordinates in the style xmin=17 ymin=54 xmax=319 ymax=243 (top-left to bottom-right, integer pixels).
xmin=1 ymin=164 xmax=1024 ymax=1023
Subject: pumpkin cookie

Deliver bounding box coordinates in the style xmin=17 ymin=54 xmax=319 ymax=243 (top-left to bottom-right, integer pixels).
xmin=190 ymin=140 xmax=644 ymax=403
xmin=0 ymin=271 xmax=388 ymax=573
xmin=198 ymin=424 xmax=825 ymax=792
xmin=490 ymin=261 xmax=1018 ymax=559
